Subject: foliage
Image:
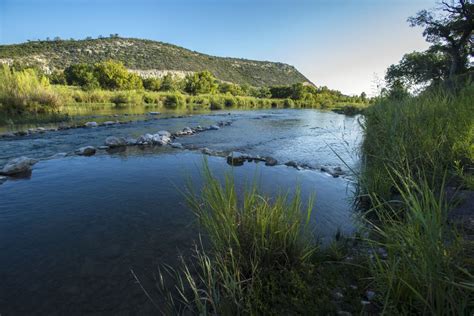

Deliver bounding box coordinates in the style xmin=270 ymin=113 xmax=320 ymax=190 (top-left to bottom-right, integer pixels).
xmin=93 ymin=60 xmax=143 ymax=90
xmin=0 ymin=64 xmax=63 ymax=115
xmin=360 ymin=82 xmax=474 ymax=200
xmin=184 ymin=71 xmax=218 ymax=95
xmin=142 ymin=77 xmax=161 ymax=91
xmin=163 ymin=93 xmax=185 ymax=109
xmin=387 ymin=0 xmax=473 ymax=86
xmin=64 ymin=63 xmax=100 ymax=90
xmin=366 ymin=169 xmax=473 ymax=315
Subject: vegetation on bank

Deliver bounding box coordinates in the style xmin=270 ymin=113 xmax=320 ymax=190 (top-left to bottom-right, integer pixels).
xmin=0 ymin=61 xmax=368 ymax=119
xmin=0 ymin=36 xmax=309 ymax=87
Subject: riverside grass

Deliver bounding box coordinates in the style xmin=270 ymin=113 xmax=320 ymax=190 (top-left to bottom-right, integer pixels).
xmin=152 ymin=162 xmax=370 ymax=315
xmin=360 ymin=82 xmax=474 ymax=314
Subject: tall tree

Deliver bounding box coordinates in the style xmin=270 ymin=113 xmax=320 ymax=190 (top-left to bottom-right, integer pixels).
xmin=408 ymin=0 xmax=473 ymax=78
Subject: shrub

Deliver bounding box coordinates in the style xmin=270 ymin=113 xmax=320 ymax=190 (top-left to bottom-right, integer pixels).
xmin=163 ymin=93 xmax=185 ymax=109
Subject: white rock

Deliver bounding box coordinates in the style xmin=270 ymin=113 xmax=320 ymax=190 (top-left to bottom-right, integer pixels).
xmin=170 ymin=142 xmax=183 ymax=149
xmin=209 ymin=125 xmax=220 ymax=130
xmin=157 ymin=130 xmax=171 ymax=137
xmin=0 ymin=157 xmax=38 ymax=175
xmin=85 ymin=122 xmax=98 ymax=128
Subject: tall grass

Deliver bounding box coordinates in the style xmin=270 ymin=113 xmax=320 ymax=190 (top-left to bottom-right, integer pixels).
xmin=361 ymin=83 xmax=474 ymax=199
xmin=157 ymin=162 xmax=321 ymax=314
xmin=366 ymin=168 xmax=474 ymax=314
xmin=360 ymin=81 xmax=474 ymax=314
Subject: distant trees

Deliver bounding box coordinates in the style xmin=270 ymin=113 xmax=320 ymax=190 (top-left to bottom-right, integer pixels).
xmin=64 ymin=60 xmax=142 ymax=90
xmin=184 ymin=71 xmax=218 ymax=95
xmin=387 ymin=0 xmax=473 ymax=88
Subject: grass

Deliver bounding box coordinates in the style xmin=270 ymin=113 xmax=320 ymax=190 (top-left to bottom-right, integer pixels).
xmin=151 ymin=161 xmax=370 ymax=315
xmin=365 ymin=168 xmax=474 ymax=315
xmin=360 ymin=82 xmax=474 ymax=200
xmin=359 ymin=81 xmax=474 ymax=314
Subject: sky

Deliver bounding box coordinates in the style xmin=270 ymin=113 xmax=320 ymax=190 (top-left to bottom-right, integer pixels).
xmin=0 ymin=0 xmax=436 ymax=95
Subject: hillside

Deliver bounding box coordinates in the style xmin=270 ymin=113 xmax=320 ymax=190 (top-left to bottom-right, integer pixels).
xmin=0 ymin=37 xmax=311 ymax=87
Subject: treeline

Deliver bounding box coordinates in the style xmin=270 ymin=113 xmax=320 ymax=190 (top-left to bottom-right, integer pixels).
xmin=50 ymin=60 xmax=366 ymax=105
xmin=0 ymin=61 xmax=368 ymax=115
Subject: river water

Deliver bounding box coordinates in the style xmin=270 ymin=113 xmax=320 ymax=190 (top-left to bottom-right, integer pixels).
xmin=0 ymin=109 xmax=363 ymax=314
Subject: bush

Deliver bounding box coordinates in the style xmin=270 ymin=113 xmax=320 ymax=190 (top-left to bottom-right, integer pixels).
xmin=0 ymin=65 xmax=63 ymax=115
xmin=163 ymin=93 xmax=185 ymax=109
xmin=110 ymin=91 xmax=143 ymax=105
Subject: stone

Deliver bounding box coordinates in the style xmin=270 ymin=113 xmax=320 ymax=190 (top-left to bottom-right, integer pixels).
xmin=148 ymin=111 xmax=161 ymax=115
xmin=85 ymin=121 xmax=98 ymax=128
xmin=0 ymin=132 xmax=15 ymax=138
xmin=0 ymin=175 xmax=7 ymax=183
xmin=125 ymin=137 xmax=137 ymax=146
xmin=209 ymin=125 xmax=220 ymax=130
xmin=98 ymin=146 xmax=109 ymax=150
xmin=75 ymin=146 xmax=96 ymax=156
xmin=182 ymin=127 xmax=193 ymax=134
xmin=157 ymin=130 xmax=171 ymax=137
xmin=0 ymin=157 xmax=38 ymax=175
xmin=49 ymin=153 xmax=68 ymax=159
xmin=170 ymin=142 xmax=183 ymax=149
xmin=102 ymin=121 xmax=117 ymax=126
xmin=265 ymin=157 xmax=278 ymax=166
xmin=227 ymin=155 xmax=246 ymax=166
xmin=136 ymin=133 xmax=154 ymax=145
xmin=105 ymin=136 xmax=127 ymax=148
xmin=285 ymin=161 xmax=299 ymax=169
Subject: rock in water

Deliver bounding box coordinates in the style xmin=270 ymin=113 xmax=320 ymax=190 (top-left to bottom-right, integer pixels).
xmin=75 ymin=146 xmax=96 ymax=156
xmin=170 ymin=142 xmax=183 ymax=149
xmin=105 ymin=136 xmax=127 ymax=148
xmin=265 ymin=157 xmax=278 ymax=166
xmin=84 ymin=122 xmax=98 ymax=128
xmin=209 ymin=125 xmax=220 ymax=130
xmin=0 ymin=157 xmax=38 ymax=175
xmin=148 ymin=111 xmax=161 ymax=115
xmin=157 ymin=130 xmax=171 ymax=137
xmin=227 ymin=155 xmax=246 ymax=166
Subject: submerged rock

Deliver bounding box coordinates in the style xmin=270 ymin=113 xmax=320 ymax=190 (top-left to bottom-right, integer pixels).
xmin=84 ymin=122 xmax=98 ymax=128
xmin=105 ymin=136 xmax=127 ymax=148
xmin=102 ymin=121 xmax=117 ymax=126
xmin=136 ymin=133 xmax=154 ymax=145
xmin=148 ymin=111 xmax=161 ymax=115
xmin=49 ymin=153 xmax=68 ymax=159
xmin=209 ymin=125 xmax=220 ymax=130
xmin=226 ymin=153 xmax=247 ymax=166
xmin=170 ymin=142 xmax=183 ymax=149
xmin=264 ymin=157 xmax=278 ymax=166
xmin=0 ymin=157 xmax=38 ymax=175
xmin=285 ymin=161 xmax=300 ymax=169
xmin=75 ymin=146 xmax=96 ymax=156
xmin=0 ymin=175 xmax=7 ymax=184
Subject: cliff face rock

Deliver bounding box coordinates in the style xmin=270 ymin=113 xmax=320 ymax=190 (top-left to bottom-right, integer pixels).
xmin=0 ymin=37 xmax=311 ymax=86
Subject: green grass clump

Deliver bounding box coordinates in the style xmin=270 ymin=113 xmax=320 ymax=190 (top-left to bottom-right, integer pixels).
xmin=163 ymin=93 xmax=186 ymax=109
xmin=361 ymin=83 xmax=474 ymax=199
xmin=366 ymin=169 xmax=474 ymax=315
xmin=180 ymin=164 xmax=317 ymax=314
xmin=0 ymin=64 xmax=63 ymax=115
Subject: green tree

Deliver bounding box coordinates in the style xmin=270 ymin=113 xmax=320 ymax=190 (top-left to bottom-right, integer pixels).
xmin=407 ymin=0 xmax=473 ymax=78
xmin=143 ymin=77 xmax=162 ymax=91
xmin=385 ymin=49 xmax=450 ymax=87
xmin=160 ymin=74 xmax=178 ymax=92
xmin=64 ymin=63 xmax=99 ymax=90
xmin=184 ymin=71 xmax=218 ymax=95
xmin=93 ymin=60 xmax=143 ymax=90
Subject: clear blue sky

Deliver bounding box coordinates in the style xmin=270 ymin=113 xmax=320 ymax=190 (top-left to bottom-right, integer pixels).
xmin=0 ymin=0 xmax=435 ymax=95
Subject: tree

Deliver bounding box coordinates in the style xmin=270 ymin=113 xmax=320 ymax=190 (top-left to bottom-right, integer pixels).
xmin=408 ymin=0 xmax=473 ymax=78
xmin=385 ymin=49 xmax=450 ymax=87
xmin=93 ymin=60 xmax=143 ymax=90
xmin=360 ymin=92 xmax=367 ymax=102
xmin=143 ymin=77 xmax=161 ymax=91
xmin=184 ymin=71 xmax=218 ymax=95
xmin=64 ymin=63 xmax=99 ymax=89
xmin=160 ymin=74 xmax=178 ymax=92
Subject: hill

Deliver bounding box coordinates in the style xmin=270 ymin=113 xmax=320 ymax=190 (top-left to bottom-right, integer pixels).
xmin=0 ymin=37 xmax=311 ymax=87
